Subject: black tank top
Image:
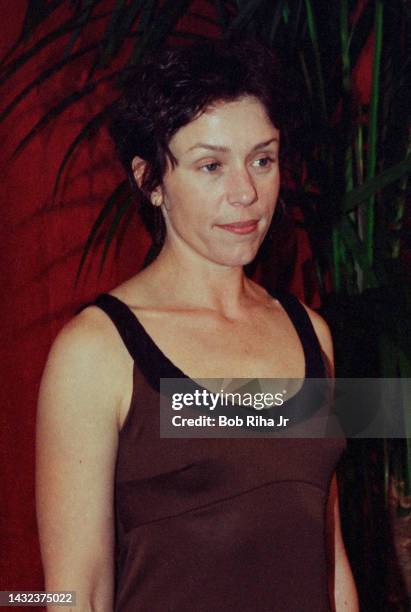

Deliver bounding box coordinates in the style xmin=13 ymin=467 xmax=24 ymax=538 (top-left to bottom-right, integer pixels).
xmin=89 ymin=291 xmax=345 ymax=612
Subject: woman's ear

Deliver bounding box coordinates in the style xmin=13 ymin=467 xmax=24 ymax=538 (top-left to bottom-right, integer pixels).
xmin=131 ymin=156 xmax=164 ymax=207
xmin=131 ymin=156 xmax=146 ymax=188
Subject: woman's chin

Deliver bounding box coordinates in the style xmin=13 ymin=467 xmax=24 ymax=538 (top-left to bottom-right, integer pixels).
xmin=209 ymin=246 xmax=261 ymax=268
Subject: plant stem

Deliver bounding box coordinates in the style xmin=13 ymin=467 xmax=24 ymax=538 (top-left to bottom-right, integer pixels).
xmin=332 ymin=228 xmax=341 ymax=291
xmin=365 ymin=0 xmax=384 ymax=270
xmin=304 ymin=0 xmax=328 ymax=125
xmin=340 ymin=0 xmax=350 ymax=94
xmin=341 ymin=0 xmax=353 ymax=191
xmin=355 ymin=117 xmax=365 ymax=291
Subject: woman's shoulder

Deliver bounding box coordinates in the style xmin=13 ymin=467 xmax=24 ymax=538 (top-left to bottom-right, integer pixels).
xmin=255 ymin=282 xmax=334 ymax=370
xmin=39 ymin=301 xmax=133 ymax=424
xmin=298 ymin=301 xmax=332 ymax=351
xmin=54 ymin=301 xmax=127 ymax=367
xmin=298 ymin=300 xmax=334 ymax=374
xmin=62 ymin=268 xmax=152 ymax=355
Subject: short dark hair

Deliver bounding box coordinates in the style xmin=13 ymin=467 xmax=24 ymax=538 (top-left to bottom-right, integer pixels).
xmin=109 ymin=39 xmax=288 ymax=248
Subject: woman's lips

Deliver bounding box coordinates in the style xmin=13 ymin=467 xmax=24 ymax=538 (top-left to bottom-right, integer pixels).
xmin=216 ymin=220 xmax=259 ymax=234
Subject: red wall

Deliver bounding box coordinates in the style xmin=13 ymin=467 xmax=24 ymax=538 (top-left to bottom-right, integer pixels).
xmin=0 ymin=1 xmax=151 ymax=599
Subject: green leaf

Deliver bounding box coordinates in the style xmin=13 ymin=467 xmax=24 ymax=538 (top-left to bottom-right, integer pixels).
xmin=102 ymin=0 xmax=128 ymax=47
xmin=159 ymin=0 xmax=195 ymax=33
xmin=136 ymin=0 xmax=157 ymax=35
xmin=99 ymin=0 xmax=144 ymax=67
xmin=364 ymin=0 xmax=384 ymax=266
xmin=342 ymin=156 xmax=411 ymax=212
xmin=0 ymin=1 xmax=85 ymax=70
xmin=11 ymin=72 xmax=116 ymax=158
xmin=304 ymin=0 xmax=328 ymax=124
xmin=332 ymin=226 xmax=341 ymax=291
xmin=52 ymin=109 xmax=108 ymax=203
xmin=213 ymin=0 xmax=230 ymax=31
xmin=0 ymin=43 xmax=98 ymax=124
xmin=282 ymin=2 xmax=290 ymax=25
xmin=268 ymin=0 xmax=287 ymax=44
xmin=186 ymin=10 xmax=219 ymax=29
xmin=76 ymin=180 xmax=129 ymax=283
xmin=0 ymin=9 xmax=108 ymax=85
xmin=127 ymin=0 xmax=158 ymax=66
xmin=339 ymin=216 xmax=378 ymax=287
xmin=228 ymin=0 xmax=267 ymax=32
xmin=0 ymin=20 xmax=76 ymax=84
xmin=340 ymin=0 xmax=350 ymax=93
xmin=99 ymin=196 xmax=133 ymax=272
xmin=19 ymin=0 xmax=69 ymax=41
xmin=286 ymin=0 xmax=304 ymax=49
xmin=129 ymin=0 xmax=191 ymax=66
xmin=63 ymin=0 xmax=97 ymax=60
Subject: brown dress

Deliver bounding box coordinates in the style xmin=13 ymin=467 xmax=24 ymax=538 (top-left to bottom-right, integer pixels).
xmin=90 ymin=292 xmax=346 ymax=611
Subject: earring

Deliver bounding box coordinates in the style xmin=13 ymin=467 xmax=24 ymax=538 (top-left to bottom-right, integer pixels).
xmin=150 ymin=190 xmax=163 ymax=207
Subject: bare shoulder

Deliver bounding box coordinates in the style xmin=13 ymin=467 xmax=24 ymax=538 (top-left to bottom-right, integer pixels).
xmin=50 ymin=304 xmax=122 ymax=356
xmin=299 ymin=301 xmax=334 ymax=370
xmin=39 ymin=304 xmax=133 ymax=429
xmin=45 ymin=305 xmax=130 ymax=382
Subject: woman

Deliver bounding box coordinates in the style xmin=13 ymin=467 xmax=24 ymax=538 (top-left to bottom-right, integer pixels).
xmin=36 ymin=40 xmax=359 ymax=611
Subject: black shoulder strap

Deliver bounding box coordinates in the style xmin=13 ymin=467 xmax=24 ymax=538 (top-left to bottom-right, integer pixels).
xmin=80 ymin=293 xmax=187 ymax=388
xmin=79 ymin=293 xmax=143 ymax=361
xmin=81 ymin=291 xmax=326 ymax=378
xmin=275 ymin=292 xmax=325 ymax=377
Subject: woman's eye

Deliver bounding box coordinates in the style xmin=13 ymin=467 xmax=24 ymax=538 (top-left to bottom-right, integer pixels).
xmin=252 ymin=156 xmax=274 ymax=169
xmin=201 ymin=162 xmax=220 ymax=173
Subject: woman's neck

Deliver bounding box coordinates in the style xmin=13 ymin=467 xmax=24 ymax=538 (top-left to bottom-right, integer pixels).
xmin=140 ymin=241 xmax=256 ymax=318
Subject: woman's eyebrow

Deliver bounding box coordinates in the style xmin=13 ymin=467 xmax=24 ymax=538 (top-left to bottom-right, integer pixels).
xmin=185 ymin=137 xmax=279 ymax=155
xmin=251 ymin=137 xmax=279 ymax=150
xmin=185 ymin=143 xmax=229 ymax=154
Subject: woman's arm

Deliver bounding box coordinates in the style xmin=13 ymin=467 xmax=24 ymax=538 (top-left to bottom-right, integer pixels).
xmin=302 ymin=304 xmax=359 ymax=610
xmin=326 ymin=474 xmax=360 ymax=611
xmin=36 ymin=309 xmax=130 ymax=611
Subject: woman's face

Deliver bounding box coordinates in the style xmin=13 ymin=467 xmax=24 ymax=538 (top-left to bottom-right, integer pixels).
xmin=157 ymin=95 xmax=280 ymax=268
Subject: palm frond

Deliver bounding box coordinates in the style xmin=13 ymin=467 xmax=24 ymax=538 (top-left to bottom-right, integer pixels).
xmin=228 ymin=0 xmax=267 ymax=32
xmin=128 ymin=0 xmax=192 ymax=67
xmin=52 ymin=109 xmax=110 ymax=203
xmin=19 ymin=0 xmax=72 ymax=43
xmin=303 ymin=0 xmax=328 ymax=125
xmin=12 ymin=72 xmax=116 ymax=159
xmin=0 ymin=9 xmax=109 ymax=85
xmin=75 ymin=179 xmax=129 ymax=283
xmin=99 ymin=196 xmax=133 ymax=272
xmin=98 ymin=0 xmax=144 ymax=68
xmin=63 ymin=0 xmax=98 ymax=59
xmin=364 ymin=0 xmax=384 ymax=266
xmin=342 ymin=156 xmax=411 ymax=212
xmin=0 ymin=42 xmax=98 ymax=124
xmin=267 ymin=0 xmax=287 ymax=45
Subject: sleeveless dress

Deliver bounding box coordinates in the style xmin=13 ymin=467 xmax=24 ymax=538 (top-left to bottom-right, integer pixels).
xmin=90 ymin=291 xmax=346 ymax=612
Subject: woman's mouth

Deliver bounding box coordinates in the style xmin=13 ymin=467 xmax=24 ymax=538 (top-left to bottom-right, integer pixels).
xmin=215 ymin=220 xmax=259 ymax=235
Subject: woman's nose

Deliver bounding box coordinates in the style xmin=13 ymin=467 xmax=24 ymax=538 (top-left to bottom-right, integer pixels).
xmin=226 ymin=168 xmax=257 ymax=207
